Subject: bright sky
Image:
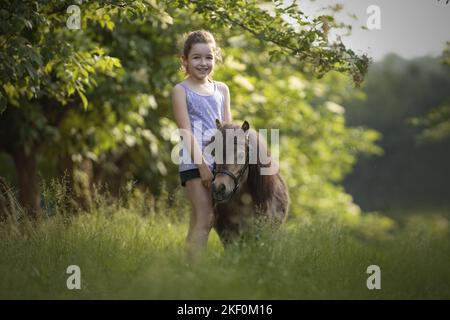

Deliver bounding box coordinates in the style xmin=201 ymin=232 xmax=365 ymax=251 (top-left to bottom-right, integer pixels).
xmin=297 ymin=0 xmax=450 ymax=61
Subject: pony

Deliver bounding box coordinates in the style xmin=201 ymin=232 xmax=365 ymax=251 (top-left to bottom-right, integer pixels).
xmin=207 ymin=119 xmax=290 ymax=245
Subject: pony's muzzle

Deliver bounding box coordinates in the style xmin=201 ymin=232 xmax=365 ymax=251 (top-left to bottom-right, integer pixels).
xmin=212 ymin=182 xmax=225 ymax=195
xmin=212 ymin=182 xmax=226 ymax=200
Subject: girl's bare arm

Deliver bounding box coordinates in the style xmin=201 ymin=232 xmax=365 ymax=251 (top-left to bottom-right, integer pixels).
xmin=171 ymin=84 xmax=211 ymax=171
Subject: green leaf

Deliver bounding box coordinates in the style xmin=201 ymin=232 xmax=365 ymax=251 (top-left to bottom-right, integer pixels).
xmin=67 ymin=84 xmax=75 ymax=96
xmin=106 ymin=20 xmax=115 ymax=30
xmin=30 ymin=51 xmax=43 ymax=67
xmin=24 ymin=62 xmax=38 ymax=81
xmin=77 ymin=89 xmax=88 ymax=110
xmin=0 ymin=92 xmax=6 ymax=114
xmin=111 ymin=58 xmax=122 ymax=68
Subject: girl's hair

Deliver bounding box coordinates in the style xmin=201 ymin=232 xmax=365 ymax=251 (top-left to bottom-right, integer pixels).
xmin=180 ymin=30 xmax=222 ymax=74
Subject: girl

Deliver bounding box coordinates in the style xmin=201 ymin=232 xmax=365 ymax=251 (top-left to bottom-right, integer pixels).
xmin=171 ymin=30 xmax=232 ymax=257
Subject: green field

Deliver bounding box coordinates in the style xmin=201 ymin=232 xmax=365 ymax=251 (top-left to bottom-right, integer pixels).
xmin=1 ymin=186 xmax=449 ymax=300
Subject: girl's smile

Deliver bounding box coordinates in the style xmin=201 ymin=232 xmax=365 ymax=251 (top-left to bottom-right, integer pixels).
xmin=184 ymin=43 xmax=216 ymax=81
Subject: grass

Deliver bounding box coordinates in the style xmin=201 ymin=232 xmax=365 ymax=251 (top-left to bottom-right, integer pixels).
xmin=0 ymin=184 xmax=449 ymax=300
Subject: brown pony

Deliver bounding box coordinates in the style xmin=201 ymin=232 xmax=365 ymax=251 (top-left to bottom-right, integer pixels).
xmin=207 ymin=119 xmax=290 ymax=245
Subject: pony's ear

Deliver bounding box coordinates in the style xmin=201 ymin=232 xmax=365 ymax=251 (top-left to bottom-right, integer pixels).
xmin=216 ymin=119 xmax=222 ymax=128
xmin=241 ymin=120 xmax=250 ymax=132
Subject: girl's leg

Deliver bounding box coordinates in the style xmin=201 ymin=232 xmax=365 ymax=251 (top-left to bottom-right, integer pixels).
xmin=184 ymin=178 xmax=215 ymax=257
xmin=186 ymin=206 xmax=195 ymax=244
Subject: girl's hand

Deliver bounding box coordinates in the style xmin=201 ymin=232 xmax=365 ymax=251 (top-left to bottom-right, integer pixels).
xmin=198 ymin=164 xmax=214 ymax=189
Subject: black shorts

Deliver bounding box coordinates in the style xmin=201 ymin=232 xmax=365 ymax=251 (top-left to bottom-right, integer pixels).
xmin=180 ymin=169 xmax=201 ymax=187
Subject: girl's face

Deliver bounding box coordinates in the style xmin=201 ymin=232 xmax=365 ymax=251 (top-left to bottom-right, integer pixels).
xmin=183 ymin=43 xmax=215 ymax=80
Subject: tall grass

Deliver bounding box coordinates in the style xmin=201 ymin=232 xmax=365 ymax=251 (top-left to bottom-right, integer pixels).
xmin=0 ymin=179 xmax=449 ymax=299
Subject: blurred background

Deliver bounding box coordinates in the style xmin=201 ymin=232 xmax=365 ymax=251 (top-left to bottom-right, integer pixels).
xmin=0 ymin=0 xmax=449 ymax=299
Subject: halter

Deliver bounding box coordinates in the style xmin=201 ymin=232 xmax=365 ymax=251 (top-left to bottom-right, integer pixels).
xmin=211 ymin=142 xmax=250 ymax=204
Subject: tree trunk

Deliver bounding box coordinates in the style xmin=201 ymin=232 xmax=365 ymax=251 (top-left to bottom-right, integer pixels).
xmin=58 ymin=154 xmax=93 ymax=212
xmin=12 ymin=147 xmax=41 ymax=216
xmin=76 ymin=157 xmax=93 ymax=211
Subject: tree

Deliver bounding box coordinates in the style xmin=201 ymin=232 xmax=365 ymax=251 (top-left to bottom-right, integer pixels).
xmin=0 ymin=0 xmax=370 ymax=215
xmin=0 ymin=0 xmax=179 ymax=213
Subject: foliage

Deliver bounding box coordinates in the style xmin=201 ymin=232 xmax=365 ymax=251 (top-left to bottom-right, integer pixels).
xmin=0 ymin=0 xmax=150 ymax=112
xmin=411 ymin=100 xmax=450 ymax=142
xmin=178 ymin=0 xmax=370 ymax=84
xmin=212 ymin=35 xmax=381 ymax=217
xmin=410 ymin=43 xmax=450 ymax=142
xmin=1 ymin=0 xmax=373 ymax=216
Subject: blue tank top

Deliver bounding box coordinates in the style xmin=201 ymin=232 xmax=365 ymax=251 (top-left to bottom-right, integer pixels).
xmin=178 ymin=80 xmax=225 ymax=172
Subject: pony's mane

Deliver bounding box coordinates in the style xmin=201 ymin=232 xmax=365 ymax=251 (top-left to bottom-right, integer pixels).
xmin=217 ymin=122 xmax=280 ymax=213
